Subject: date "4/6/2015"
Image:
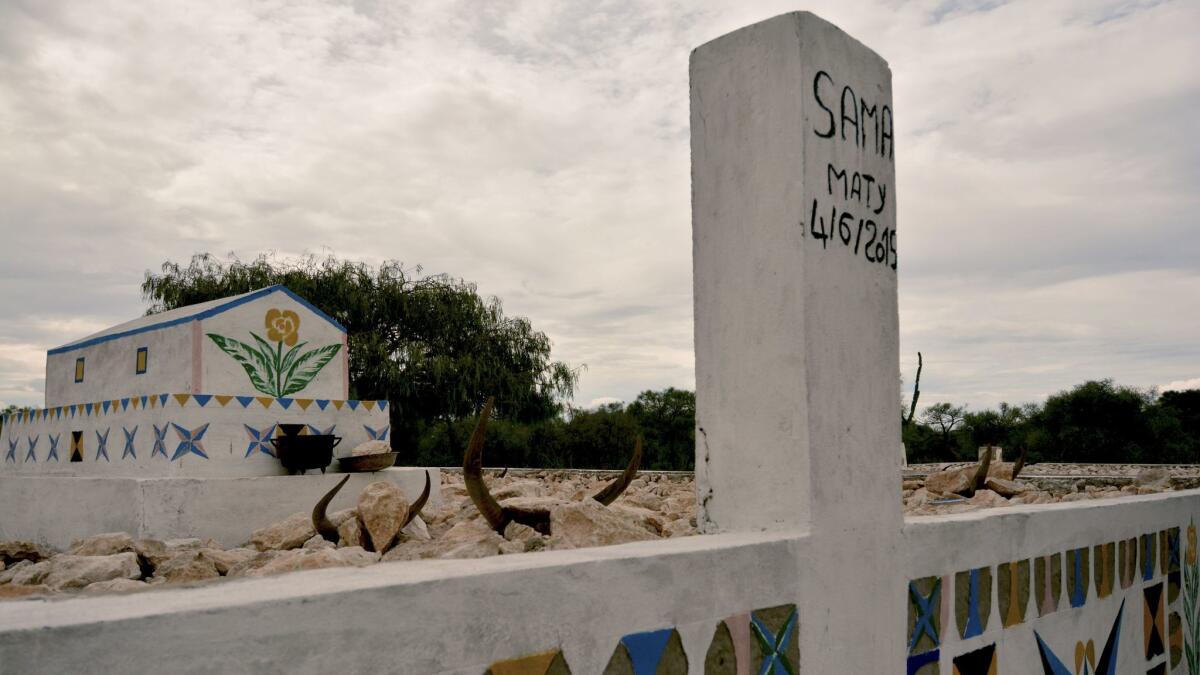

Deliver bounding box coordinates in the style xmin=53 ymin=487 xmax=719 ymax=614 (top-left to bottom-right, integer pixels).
xmin=807 ymin=198 xmax=897 ymax=271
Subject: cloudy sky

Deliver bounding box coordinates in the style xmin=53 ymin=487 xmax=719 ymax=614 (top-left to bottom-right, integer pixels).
xmin=0 ymin=0 xmax=1197 ymax=413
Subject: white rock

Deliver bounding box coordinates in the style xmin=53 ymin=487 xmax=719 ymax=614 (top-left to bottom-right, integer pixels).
xmin=249 ymin=512 xmax=315 ymax=551
xmin=69 ymin=532 xmax=136 ymax=556
xmin=351 ymin=440 xmax=392 ymax=457
xmin=83 ymin=578 xmax=149 ymax=594
xmin=43 ymin=553 xmax=142 ymax=590
xmin=548 ymin=500 xmax=658 ymax=550
xmin=357 ymin=481 xmax=409 ymax=551
xmin=303 ymin=535 xmax=337 ymax=551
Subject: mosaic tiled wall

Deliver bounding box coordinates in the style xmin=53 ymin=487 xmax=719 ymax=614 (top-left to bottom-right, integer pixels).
xmin=0 ymin=392 xmax=388 ymax=476
xmin=907 ymin=523 xmax=1200 ymax=674
xmin=481 ymin=603 xmax=798 ymax=674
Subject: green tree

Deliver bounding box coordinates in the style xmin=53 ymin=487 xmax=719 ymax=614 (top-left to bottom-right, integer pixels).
xmin=1033 ymin=380 xmax=1157 ymax=463
xmin=142 ymin=253 xmax=579 ymax=458
xmin=626 ymin=388 xmax=695 ymax=470
xmin=921 ymin=402 xmax=967 ymax=460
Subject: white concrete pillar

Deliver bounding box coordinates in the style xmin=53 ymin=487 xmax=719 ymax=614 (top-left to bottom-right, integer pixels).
xmin=691 ymin=11 xmax=902 ymax=671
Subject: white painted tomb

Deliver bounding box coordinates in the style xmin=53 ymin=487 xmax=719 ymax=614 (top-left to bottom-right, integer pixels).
xmin=0 ymin=285 xmax=439 ymax=547
xmin=0 ymin=13 xmax=1193 ymax=675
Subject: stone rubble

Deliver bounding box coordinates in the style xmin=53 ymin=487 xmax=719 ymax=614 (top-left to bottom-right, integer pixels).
xmin=4 ymin=461 xmax=1178 ymax=600
xmin=0 ymin=470 xmax=697 ymax=600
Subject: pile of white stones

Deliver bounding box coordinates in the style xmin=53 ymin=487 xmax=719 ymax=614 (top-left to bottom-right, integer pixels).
xmin=903 ymin=463 xmax=1180 ymax=516
xmin=0 ymin=471 xmax=697 ymax=600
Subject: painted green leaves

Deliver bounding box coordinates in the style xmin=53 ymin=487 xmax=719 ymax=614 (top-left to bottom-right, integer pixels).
xmin=208 ymin=320 xmax=341 ymax=398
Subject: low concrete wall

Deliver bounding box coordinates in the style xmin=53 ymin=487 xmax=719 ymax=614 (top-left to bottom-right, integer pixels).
xmin=0 ymin=468 xmax=439 ymax=549
xmin=903 ymin=491 xmax=1200 ymax=673
xmin=0 ymin=531 xmax=802 ymax=674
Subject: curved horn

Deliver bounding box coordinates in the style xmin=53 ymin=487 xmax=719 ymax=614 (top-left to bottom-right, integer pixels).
xmin=401 ymin=471 xmax=432 ymax=529
xmin=463 ymin=397 xmax=507 ymax=533
xmin=592 ymin=437 xmax=642 ymax=506
xmin=312 ymin=474 xmax=351 ymax=543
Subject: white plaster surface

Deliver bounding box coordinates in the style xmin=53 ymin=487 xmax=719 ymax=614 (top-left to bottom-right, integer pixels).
xmin=0 ymin=393 xmax=387 ymax=477
xmin=0 ymin=468 xmax=439 ymax=549
xmin=44 ymin=286 xmax=348 ymax=406
xmin=691 ymin=12 xmax=902 ymax=673
xmin=904 ymin=490 xmax=1200 ymax=673
xmin=0 ymin=531 xmax=801 ymax=674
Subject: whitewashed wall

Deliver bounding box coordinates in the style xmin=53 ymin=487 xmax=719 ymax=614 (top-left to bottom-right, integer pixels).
xmin=0 ymin=393 xmax=388 ymax=478
xmin=44 ymin=286 xmax=349 ymax=407
xmin=45 ymin=323 xmax=193 ymax=408
xmin=200 ymin=291 xmax=347 ymax=401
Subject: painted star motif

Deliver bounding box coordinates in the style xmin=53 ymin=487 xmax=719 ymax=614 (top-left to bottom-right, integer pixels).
xmin=151 ymin=424 xmax=169 ymax=458
xmin=243 ymin=423 xmax=278 ymax=458
xmin=46 ymin=433 xmax=60 ymax=461
xmin=95 ymin=428 xmax=110 ymax=461
xmin=751 ymin=607 xmax=798 ymax=675
xmin=24 ymin=435 xmax=39 ymax=462
xmin=307 ymin=424 xmax=336 ymax=436
xmin=171 ymin=423 xmax=210 ymax=460
xmin=364 ymin=424 xmax=389 ymax=441
xmin=122 ymin=426 xmax=138 ymax=460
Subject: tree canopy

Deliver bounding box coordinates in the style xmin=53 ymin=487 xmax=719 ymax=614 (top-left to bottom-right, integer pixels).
xmin=143 ymin=253 xmax=579 ymax=455
xmin=904 ymin=379 xmax=1200 ymax=465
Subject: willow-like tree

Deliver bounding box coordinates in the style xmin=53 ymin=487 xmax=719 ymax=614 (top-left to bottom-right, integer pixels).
xmin=142 ymin=253 xmax=579 ymax=456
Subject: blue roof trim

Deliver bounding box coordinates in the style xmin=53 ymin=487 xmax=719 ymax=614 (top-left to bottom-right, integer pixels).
xmin=47 ymin=285 xmax=347 ymax=356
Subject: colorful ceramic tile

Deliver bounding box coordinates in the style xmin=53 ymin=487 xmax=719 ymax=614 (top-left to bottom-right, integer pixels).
xmin=704 ymin=614 xmax=750 ymax=675
xmin=907 ymin=650 xmax=939 ymax=675
xmin=1145 ymin=582 xmax=1165 ymax=659
xmin=951 ymin=644 xmax=996 ymax=675
xmin=1066 ymin=548 xmax=1089 ymax=608
xmin=1142 ymin=532 xmax=1158 ymax=581
xmin=1163 ymin=527 xmax=1181 ymax=575
xmin=997 ymin=560 xmax=1029 ymax=628
xmin=1093 ymin=542 xmax=1115 ymax=599
xmin=909 ymin=576 xmax=942 ymax=655
xmin=485 ymin=650 xmax=571 ymax=675
xmin=750 ymin=604 xmax=798 ymax=674
xmin=956 ymin=568 xmax=991 ymax=639
xmin=1034 ymin=600 xmax=1123 ymax=675
xmin=603 ymin=628 xmax=687 ymax=675
xmin=1035 ymin=554 xmax=1062 ymax=617
xmin=1118 ymin=538 xmax=1137 ymax=589
xmin=1169 ymin=610 xmax=1182 ymax=668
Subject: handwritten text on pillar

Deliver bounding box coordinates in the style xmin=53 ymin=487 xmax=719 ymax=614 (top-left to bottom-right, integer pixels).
xmin=808 ymin=70 xmax=896 ymax=271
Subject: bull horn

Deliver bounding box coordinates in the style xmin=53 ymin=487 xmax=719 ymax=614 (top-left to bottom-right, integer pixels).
xmin=464 ymin=397 xmax=507 ymax=533
xmin=312 ymin=474 xmax=351 ymax=543
xmin=401 ymin=471 xmax=432 ymax=529
xmin=592 ymin=437 xmax=642 ymax=506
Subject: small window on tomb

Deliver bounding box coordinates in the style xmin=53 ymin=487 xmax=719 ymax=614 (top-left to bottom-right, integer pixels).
xmin=70 ymin=431 xmax=83 ymax=462
xmin=135 ymin=347 xmax=148 ymax=375
xmin=74 ymin=358 xmax=85 ymax=383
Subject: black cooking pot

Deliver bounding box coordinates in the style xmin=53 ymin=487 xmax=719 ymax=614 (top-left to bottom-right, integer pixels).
xmin=270 ymin=434 xmax=342 ymax=475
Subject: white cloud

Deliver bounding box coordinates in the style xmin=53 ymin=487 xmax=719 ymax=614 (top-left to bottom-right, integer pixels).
xmin=1163 ymin=378 xmax=1200 ymax=393
xmin=0 ymin=0 xmax=1196 ymax=411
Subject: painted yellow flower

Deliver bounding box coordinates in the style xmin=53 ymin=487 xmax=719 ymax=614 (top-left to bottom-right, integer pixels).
xmin=265 ymin=309 xmax=300 ymax=346
xmin=1188 ymin=523 xmax=1196 ymax=566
